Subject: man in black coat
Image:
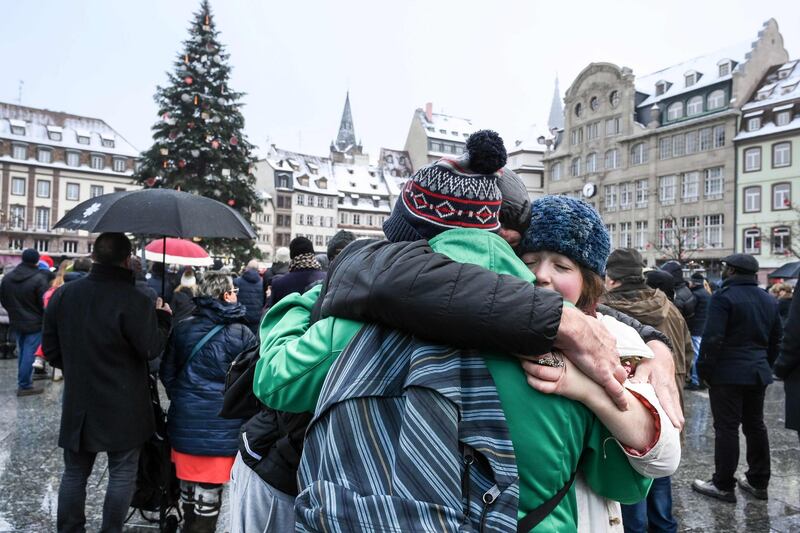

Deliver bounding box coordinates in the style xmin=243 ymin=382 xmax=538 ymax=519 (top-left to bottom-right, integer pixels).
xmin=661 ymin=260 xmax=697 ymax=321
xmin=692 ymin=254 xmax=782 ymax=503
xmin=0 ymin=248 xmax=50 ymax=396
xmin=42 ymin=233 xmax=172 ymax=533
xmin=773 ymin=288 xmax=800 ymax=439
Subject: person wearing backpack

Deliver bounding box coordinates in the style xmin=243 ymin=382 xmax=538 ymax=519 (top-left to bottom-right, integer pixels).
xmin=255 ymin=133 xmax=675 ymax=531
xmin=160 ymin=271 xmax=257 ymax=533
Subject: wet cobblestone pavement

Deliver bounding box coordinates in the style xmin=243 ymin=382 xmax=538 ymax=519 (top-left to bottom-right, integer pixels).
xmin=1 ymin=357 xmax=798 ymax=532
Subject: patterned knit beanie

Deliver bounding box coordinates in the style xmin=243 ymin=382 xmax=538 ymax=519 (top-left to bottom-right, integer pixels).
xmin=382 ymin=130 xmax=506 ymax=242
xmin=519 ymin=195 xmax=610 ymax=276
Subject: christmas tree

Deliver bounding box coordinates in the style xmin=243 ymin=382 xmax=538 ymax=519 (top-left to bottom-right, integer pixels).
xmin=135 ymin=0 xmax=260 ymax=265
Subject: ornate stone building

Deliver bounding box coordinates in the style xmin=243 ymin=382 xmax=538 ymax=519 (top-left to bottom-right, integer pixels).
xmin=543 ymin=19 xmax=788 ymax=272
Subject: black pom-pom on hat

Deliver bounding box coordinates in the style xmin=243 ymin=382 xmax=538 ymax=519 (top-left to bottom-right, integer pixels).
xmin=466 ymin=130 xmax=507 ymax=174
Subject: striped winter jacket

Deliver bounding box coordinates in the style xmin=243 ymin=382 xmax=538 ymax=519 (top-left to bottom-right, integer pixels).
xmin=296 ymin=322 xmax=520 ymax=532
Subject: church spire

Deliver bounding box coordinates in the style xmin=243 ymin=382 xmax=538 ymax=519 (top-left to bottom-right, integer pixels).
xmin=547 ymin=76 xmax=564 ymax=132
xmin=332 ymin=91 xmax=357 ymax=153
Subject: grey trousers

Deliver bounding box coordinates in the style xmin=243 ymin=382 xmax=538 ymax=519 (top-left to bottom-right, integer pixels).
xmin=229 ymin=452 xmax=295 ymax=533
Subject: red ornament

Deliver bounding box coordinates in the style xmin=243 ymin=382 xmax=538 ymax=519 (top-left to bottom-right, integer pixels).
xmin=162 ymin=160 xmax=169 ymax=169
xmin=229 ymin=135 xmax=238 ymax=146
xmin=211 ymin=140 xmax=220 ymax=149
xmin=227 ymin=199 xmax=235 ymax=206
xmin=187 ymin=121 xmax=195 ymax=129
xmin=184 ymin=76 xmax=193 ymax=85
xmin=178 ymin=159 xmax=187 ymax=168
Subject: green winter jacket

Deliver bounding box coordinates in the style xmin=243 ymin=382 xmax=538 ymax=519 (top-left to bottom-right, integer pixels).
xmin=255 ymin=228 xmax=650 ymax=532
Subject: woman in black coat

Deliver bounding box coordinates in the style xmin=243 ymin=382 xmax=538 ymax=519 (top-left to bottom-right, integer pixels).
xmin=160 ymin=271 xmax=257 ymax=532
xmin=774 ymin=289 xmax=800 ymax=435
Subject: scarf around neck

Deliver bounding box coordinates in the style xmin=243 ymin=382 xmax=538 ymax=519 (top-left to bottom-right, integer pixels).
xmin=289 ymin=252 xmax=321 ymax=272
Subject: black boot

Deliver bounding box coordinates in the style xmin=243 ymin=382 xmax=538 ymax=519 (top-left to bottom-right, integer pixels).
xmin=181 ymin=502 xmax=196 ymax=531
xmin=190 ymin=484 xmax=222 ymax=533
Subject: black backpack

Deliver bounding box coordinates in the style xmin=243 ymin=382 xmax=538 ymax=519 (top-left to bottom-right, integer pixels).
xmin=220 ymin=343 xmax=261 ymax=419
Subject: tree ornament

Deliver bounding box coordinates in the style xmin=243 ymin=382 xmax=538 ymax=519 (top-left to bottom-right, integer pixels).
xmin=159 ymin=147 xmax=169 ymax=156
xmin=162 ymin=112 xmax=170 ymax=122
xmin=193 ymin=95 xmax=199 ymax=105
xmin=184 ymin=76 xmax=193 ymax=85
xmin=168 ymin=130 xmax=178 ymax=140
xmin=205 ymin=134 xmax=213 ymax=143
xmin=203 ymin=24 xmax=210 ymax=31
xmin=162 ymin=160 xmax=169 ymax=169
xmin=205 ymin=15 xmax=210 ymax=25
xmin=218 ymin=97 xmax=226 ymax=105
xmin=180 ymin=93 xmax=192 ymax=103
xmin=178 ymin=159 xmax=187 ymax=168
xmin=213 ymin=189 xmax=222 ymax=197
xmin=201 ymin=112 xmax=210 ymax=120
xmin=213 ymin=55 xmax=221 ymax=64
xmin=229 ymin=135 xmax=239 ymax=146
xmin=222 ymin=168 xmax=231 ymax=177
xmin=191 ymin=149 xmax=200 ymax=157
xmin=211 ymin=139 xmax=221 ymax=149
xmin=227 ymin=199 xmax=235 ymax=206
xmin=187 ymin=121 xmax=195 ymax=129
xmin=184 ymin=54 xmax=189 ymax=64
xmin=145 ymin=177 xmax=157 ymax=187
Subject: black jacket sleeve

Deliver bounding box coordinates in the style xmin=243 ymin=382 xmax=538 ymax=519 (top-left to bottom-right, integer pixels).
xmin=596 ymin=304 xmax=673 ymax=351
xmin=320 ymin=240 xmax=563 ymax=356
xmin=774 ymin=290 xmax=799 ymax=378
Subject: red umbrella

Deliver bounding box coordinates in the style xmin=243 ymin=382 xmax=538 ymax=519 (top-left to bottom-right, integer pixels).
xmin=143 ymin=238 xmax=213 ymax=267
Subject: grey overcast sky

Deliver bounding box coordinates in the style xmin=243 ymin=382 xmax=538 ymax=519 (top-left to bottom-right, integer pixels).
xmin=1 ymin=0 xmax=799 ymax=161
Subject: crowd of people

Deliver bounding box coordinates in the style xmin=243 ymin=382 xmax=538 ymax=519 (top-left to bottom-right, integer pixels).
xmin=0 ymin=129 xmax=797 ymax=533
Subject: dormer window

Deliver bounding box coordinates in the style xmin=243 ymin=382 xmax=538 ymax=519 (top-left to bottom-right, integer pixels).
xmin=756 ymin=83 xmax=776 ymax=100
xmin=747 ymin=117 xmax=761 ymax=132
xmin=781 ymin=81 xmax=798 ymax=95
xmin=315 ymin=177 xmax=328 ymax=190
xmin=777 ymin=61 xmax=797 ymax=79
xmin=684 ymin=71 xmax=699 ymax=87
xmin=287 ymin=158 xmax=299 ymax=171
xmin=101 ymin=136 xmax=115 ymax=148
xmin=307 ymin=162 xmax=318 ymax=175
xmin=297 ymin=175 xmax=309 ymax=186
xmin=9 ymin=120 xmax=26 ymax=136
xmin=77 ymin=134 xmax=90 ymax=145
xmin=718 ymin=59 xmax=731 ymax=77
xmin=47 ymin=126 xmax=63 ymax=141
xmin=655 ymin=81 xmax=668 ymax=96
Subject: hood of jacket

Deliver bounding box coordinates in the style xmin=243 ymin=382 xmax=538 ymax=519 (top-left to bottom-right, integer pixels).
xmin=270 ymin=262 xmax=289 ymax=275
xmin=4 ymin=263 xmax=42 ymax=283
xmin=193 ymin=295 xmax=247 ymax=324
xmin=603 ymin=285 xmax=672 ymax=327
xmin=241 ymin=268 xmax=262 ymax=284
xmin=428 ymin=228 xmax=535 ymax=283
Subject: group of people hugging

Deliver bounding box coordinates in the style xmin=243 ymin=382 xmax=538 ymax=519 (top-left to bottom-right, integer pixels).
xmin=216 ymin=129 xmax=683 ymax=532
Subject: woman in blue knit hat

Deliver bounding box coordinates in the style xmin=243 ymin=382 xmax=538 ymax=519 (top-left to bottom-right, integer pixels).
xmin=518 ymin=195 xmax=681 ymax=532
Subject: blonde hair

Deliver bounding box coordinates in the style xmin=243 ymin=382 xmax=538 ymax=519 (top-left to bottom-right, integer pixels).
xmin=51 ymin=260 xmax=73 ymax=289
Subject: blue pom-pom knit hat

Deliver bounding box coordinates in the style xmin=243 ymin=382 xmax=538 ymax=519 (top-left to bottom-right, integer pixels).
xmin=518 ymin=195 xmax=610 ymax=276
xmin=382 ymin=130 xmax=506 ymax=242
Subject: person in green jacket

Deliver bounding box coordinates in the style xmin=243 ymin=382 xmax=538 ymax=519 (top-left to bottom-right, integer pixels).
xmin=254 ymin=132 xmax=657 ymax=531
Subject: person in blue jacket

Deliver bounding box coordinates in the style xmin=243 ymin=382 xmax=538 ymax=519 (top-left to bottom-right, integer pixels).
xmin=160 ymin=271 xmax=258 ymax=532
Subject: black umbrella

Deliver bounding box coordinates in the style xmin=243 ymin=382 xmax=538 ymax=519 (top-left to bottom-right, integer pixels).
xmin=767 ymin=261 xmax=800 ymax=280
xmin=53 ymin=188 xmax=256 ymax=239
xmin=54 ymin=188 xmax=257 ymax=296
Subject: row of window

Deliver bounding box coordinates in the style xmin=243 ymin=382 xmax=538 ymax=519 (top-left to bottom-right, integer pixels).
xmin=8 ymin=123 xmax=115 ymax=148
xmin=425 ymin=127 xmax=470 ymax=139
xmin=7 ymin=205 xmax=52 ymax=231
xmin=428 ymin=139 xmax=465 ymax=155
xmin=659 ymin=125 xmax=726 ymax=160
xmin=573 ymin=91 xmax=621 ymax=118
xmin=656 ymin=168 xmax=724 ymax=204
xmin=604 ymin=214 xmax=725 ymax=250
xmin=743 ymin=226 xmax=792 ymax=255
xmin=604 ymin=180 xmax=649 ymax=210
xmin=663 ymin=90 xmax=727 ymax=122
xmin=297 ymin=214 xmax=335 ymax=228
xmin=9 ymin=177 xmax=105 ymax=201
xmin=8 ymin=144 xmax=128 ymax=172
xmin=296 ymin=194 xmax=336 ymax=209
xmin=743 ymin=142 xmax=792 ymax=172
xmin=743 ymin=182 xmax=793 ymax=212
xmin=7 ymin=238 xmax=81 ymax=253
xmin=338 ymin=212 xmax=386 ymax=227
xmin=569 ymin=117 xmax=621 ymax=145
xmin=745 ymin=110 xmax=794 ymax=132
xmin=293 ymin=233 xmax=335 ymax=248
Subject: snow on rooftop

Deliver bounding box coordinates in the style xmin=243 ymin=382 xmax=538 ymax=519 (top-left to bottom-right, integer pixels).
xmin=635 ymin=40 xmax=755 ymax=108
xmin=0 ymin=102 xmax=138 ymax=156
xmin=509 ymin=124 xmax=549 ymax=153
xmin=269 ymin=148 xmax=338 ymax=195
xmin=733 ymin=115 xmax=800 ymax=141
xmin=419 ymin=109 xmax=476 ymax=142
xmin=742 ymin=60 xmax=800 ymax=111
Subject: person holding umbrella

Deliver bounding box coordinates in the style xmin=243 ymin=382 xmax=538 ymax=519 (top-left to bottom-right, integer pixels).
xmin=160 ymin=271 xmax=258 ymax=531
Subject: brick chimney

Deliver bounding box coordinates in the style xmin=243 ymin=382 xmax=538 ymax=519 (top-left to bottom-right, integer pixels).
xmin=425 ymin=102 xmax=433 ymax=122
